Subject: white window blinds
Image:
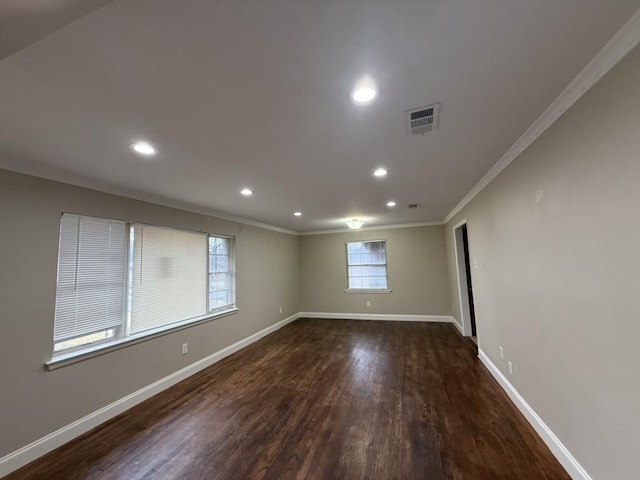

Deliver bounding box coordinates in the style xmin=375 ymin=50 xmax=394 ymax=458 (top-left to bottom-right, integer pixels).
xmin=129 ymin=224 xmax=207 ymax=335
xmin=53 ymin=214 xmax=127 ymax=343
xmin=53 ymin=214 xmax=236 ymax=355
xmin=346 ymin=240 xmax=389 ymax=289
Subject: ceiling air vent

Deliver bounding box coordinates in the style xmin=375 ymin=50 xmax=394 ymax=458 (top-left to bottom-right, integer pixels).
xmin=406 ymin=103 xmax=440 ymax=135
xmin=407 ymin=203 xmax=421 ymax=209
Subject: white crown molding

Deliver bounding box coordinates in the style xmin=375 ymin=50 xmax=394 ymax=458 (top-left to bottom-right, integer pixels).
xmin=0 ymin=156 xmax=444 ymax=237
xmin=299 ymin=312 xmax=454 ymax=323
xmin=3 ymin=7 xmax=639 ymax=236
xmin=0 ymin=154 xmax=297 ymax=236
xmin=443 ymin=7 xmax=640 ymax=225
xmin=479 ymin=349 xmax=592 ymax=480
xmin=0 ymin=313 xmax=300 ymax=478
xmin=299 ymin=221 xmax=443 ymax=236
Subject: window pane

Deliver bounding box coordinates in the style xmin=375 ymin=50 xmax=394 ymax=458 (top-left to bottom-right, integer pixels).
xmin=209 ymin=236 xmax=229 ymax=255
xmin=348 ymin=265 xmax=386 ymax=278
xmin=209 ymin=254 xmax=230 ymax=273
xmin=54 ymin=328 xmax=116 ymax=352
xmin=346 ymin=240 xmax=388 ymax=290
xmin=209 ymin=290 xmax=231 ymax=310
xmin=209 ymin=273 xmax=231 ymax=291
xmin=208 ymin=236 xmax=235 ymax=311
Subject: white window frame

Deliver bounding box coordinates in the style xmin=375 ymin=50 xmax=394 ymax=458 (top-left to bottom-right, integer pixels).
xmin=344 ymin=239 xmax=392 ymax=294
xmin=48 ymin=214 xmax=238 ymax=370
xmin=207 ymin=234 xmax=236 ymax=314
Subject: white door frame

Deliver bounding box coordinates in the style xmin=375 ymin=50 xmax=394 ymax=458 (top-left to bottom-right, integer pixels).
xmin=453 ymin=218 xmax=474 ymax=336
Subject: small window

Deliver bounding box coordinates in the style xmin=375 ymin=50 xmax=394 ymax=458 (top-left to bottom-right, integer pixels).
xmin=208 ymin=236 xmax=235 ymax=312
xmin=53 ymin=213 xmax=237 ymax=356
xmin=345 ymin=240 xmax=389 ymax=291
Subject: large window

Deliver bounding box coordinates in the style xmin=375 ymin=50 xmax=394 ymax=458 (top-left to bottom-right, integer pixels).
xmin=53 ymin=214 xmax=236 ymax=355
xmin=345 ymin=240 xmax=389 ymax=291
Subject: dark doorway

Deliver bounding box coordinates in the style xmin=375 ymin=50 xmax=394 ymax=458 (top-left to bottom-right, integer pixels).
xmin=461 ymin=225 xmax=477 ymax=338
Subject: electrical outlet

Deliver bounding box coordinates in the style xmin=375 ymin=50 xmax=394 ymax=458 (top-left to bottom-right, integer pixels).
xmin=499 ymin=346 xmax=504 ymax=359
xmin=181 ymin=343 xmax=188 ymax=355
xmin=508 ymin=361 xmax=513 ymax=376
xmin=473 ymin=259 xmax=478 ymax=270
xmin=366 ymin=300 xmax=371 ymax=307
xmin=279 ymin=306 xmax=283 ymax=314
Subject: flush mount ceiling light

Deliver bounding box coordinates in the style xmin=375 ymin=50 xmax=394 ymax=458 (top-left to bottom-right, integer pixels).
xmin=373 ymin=167 xmax=388 ymax=177
xmin=351 ymin=77 xmax=377 ymax=104
xmin=345 ymin=219 xmax=365 ymax=230
xmin=386 ymin=201 xmax=397 ymax=207
xmin=130 ymin=141 xmax=157 ymax=156
xmin=240 ymin=188 xmax=254 ymax=196
xmin=294 ymin=211 xmax=302 ymax=217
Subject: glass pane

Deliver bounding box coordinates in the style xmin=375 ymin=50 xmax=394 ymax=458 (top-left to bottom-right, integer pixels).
xmin=209 ymin=290 xmax=231 ymax=309
xmin=209 ymin=254 xmax=229 ymax=273
xmin=347 ymin=241 xmax=386 ymax=265
xmin=54 ymin=328 xmax=116 ymax=352
xmin=209 ymin=236 xmax=229 ymax=255
xmin=348 ymin=265 xmax=386 ymax=277
xmin=216 ymin=255 xmax=230 ymax=273
xmin=361 ymin=276 xmax=388 ymax=289
xmin=209 ymin=273 xmax=230 ymax=291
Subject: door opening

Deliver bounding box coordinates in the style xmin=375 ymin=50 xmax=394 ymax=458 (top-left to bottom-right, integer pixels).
xmin=461 ymin=225 xmax=476 ymax=339
xmin=453 ymin=220 xmax=477 ymax=339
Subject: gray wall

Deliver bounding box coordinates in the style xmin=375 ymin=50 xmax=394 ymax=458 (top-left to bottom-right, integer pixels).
xmin=299 ymin=226 xmax=451 ymax=315
xmin=0 ymin=169 xmax=299 ymax=458
xmin=445 ymin=45 xmax=640 ymax=479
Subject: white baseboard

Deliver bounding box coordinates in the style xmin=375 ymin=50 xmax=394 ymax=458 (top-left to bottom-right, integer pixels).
xmin=478 ymin=349 xmax=591 ymax=480
xmin=299 ymin=312 xmax=454 ymax=323
xmin=0 ymin=313 xmax=300 ymax=478
xmin=450 ymin=316 xmax=464 ymax=335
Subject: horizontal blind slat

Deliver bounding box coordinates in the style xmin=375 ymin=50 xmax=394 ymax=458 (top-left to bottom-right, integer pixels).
xmin=53 ymin=214 xmax=126 ymax=343
xmin=129 ymin=225 xmax=207 ymax=335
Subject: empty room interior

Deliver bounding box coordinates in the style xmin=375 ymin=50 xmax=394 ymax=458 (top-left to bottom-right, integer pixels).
xmin=1 ymin=1 xmax=640 ymax=479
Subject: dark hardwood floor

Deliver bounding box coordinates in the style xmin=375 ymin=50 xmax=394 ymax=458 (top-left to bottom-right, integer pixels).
xmin=5 ymin=319 xmax=569 ymax=480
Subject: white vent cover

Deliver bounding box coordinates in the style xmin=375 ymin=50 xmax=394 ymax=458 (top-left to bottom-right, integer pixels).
xmin=406 ymin=103 xmax=440 ymax=135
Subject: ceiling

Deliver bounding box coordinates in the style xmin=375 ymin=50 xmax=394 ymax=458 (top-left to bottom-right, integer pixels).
xmin=1 ymin=1 xmax=639 ymax=233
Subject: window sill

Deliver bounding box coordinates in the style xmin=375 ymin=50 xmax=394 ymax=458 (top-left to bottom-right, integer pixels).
xmin=46 ymin=308 xmax=239 ymax=371
xmin=344 ymin=288 xmax=392 ymax=294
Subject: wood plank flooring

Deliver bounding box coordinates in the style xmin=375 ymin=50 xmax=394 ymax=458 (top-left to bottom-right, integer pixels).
xmin=5 ymin=319 xmax=570 ymax=479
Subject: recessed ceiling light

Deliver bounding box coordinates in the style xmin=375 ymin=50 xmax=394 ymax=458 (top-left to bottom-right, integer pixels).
xmin=294 ymin=211 xmax=302 ymax=216
xmin=373 ymin=167 xmax=388 ymax=177
xmin=386 ymin=201 xmax=397 ymax=207
xmin=345 ymin=219 xmax=365 ymax=230
xmin=351 ymin=77 xmax=377 ymax=104
xmin=240 ymin=188 xmax=254 ymax=196
xmin=130 ymin=141 xmax=157 ymax=156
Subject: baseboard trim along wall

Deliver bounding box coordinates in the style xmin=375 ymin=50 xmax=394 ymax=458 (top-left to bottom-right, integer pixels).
xmin=450 ymin=316 xmax=464 ymax=335
xmin=299 ymin=312 xmax=454 ymax=323
xmin=4 ymin=314 xmax=578 ymax=479
xmin=478 ymin=349 xmax=592 ymax=480
xmin=0 ymin=313 xmax=301 ymax=478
